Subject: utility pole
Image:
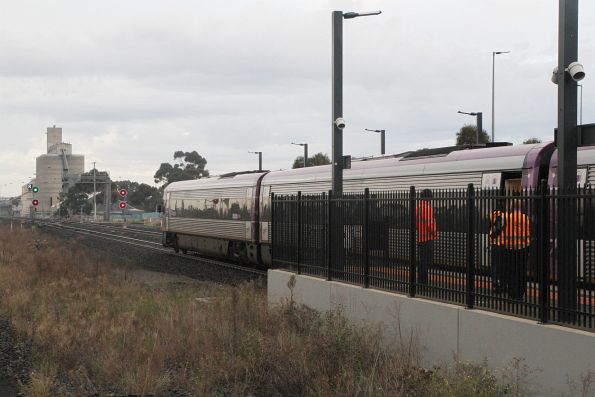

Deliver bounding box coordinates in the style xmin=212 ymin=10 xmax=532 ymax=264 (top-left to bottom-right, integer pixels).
xmin=93 ymin=162 xmax=97 ymax=222
xmin=556 ymin=0 xmax=579 ymax=321
xmin=105 ymin=178 xmax=111 ymax=221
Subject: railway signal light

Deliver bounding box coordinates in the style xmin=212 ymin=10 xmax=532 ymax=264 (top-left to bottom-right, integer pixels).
xmin=119 ymin=189 xmax=128 ymax=198
xmin=32 ymin=186 xmax=39 ymax=193
xmin=119 ymin=202 xmax=127 ymax=209
xmin=32 ymin=199 xmax=39 ymax=206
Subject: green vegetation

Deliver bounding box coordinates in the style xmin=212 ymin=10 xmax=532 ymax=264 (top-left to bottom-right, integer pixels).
xmin=154 ymin=150 xmax=209 ymax=186
xmin=292 ymin=152 xmax=331 ymax=169
xmin=456 ymin=124 xmax=491 ymax=145
xmin=522 ymin=138 xmax=542 ymax=144
xmin=0 ymin=226 xmax=543 ymax=396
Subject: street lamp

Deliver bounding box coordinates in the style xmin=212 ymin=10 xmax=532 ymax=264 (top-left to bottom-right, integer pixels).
xmin=457 ymin=111 xmax=483 ymax=144
xmin=364 ymin=129 xmax=386 ymax=155
xmin=291 ymin=142 xmax=308 ymax=168
xmin=492 ymin=51 xmax=511 ymax=142
xmin=332 ymin=10 xmax=382 ymax=195
xmin=248 ymin=151 xmax=262 ymax=172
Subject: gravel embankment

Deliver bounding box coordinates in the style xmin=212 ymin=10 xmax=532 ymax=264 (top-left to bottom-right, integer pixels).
xmin=0 ymin=317 xmax=30 ymax=397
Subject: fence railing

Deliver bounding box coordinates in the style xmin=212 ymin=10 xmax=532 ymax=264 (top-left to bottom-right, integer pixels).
xmin=271 ymin=184 xmax=595 ymax=331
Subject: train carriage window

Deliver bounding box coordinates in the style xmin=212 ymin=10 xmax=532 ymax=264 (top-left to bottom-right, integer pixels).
xmin=481 ymin=173 xmax=502 ymax=190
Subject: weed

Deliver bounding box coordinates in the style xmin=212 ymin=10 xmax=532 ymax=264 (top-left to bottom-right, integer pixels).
xmin=0 ymin=226 xmax=538 ymax=396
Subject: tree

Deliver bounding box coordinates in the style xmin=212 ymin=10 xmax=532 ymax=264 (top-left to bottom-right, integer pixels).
xmin=523 ymin=138 xmax=542 ymax=144
xmin=292 ymin=152 xmax=331 ymax=169
xmin=57 ymin=184 xmax=93 ymax=216
xmin=154 ymin=150 xmax=209 ymax=186
xmin=456 ymin=124 xmax=490 ymax=145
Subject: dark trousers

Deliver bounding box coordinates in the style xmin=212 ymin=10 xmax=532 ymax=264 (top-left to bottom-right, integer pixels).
xmin=418 ymin=240 xmax=434 ymax=284
xmin=502 ymin=248 xmax=528 ymax=299
xmin=491 ymin=245 xmax=504 ymax=292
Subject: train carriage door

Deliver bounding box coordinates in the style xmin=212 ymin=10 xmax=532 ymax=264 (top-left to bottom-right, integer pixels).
xmin=165 ymin=192 xmax=171 ymax=229
xmin=501 ymin=171 xmax=522 ymax=194
xmin=260 ymin=185 xmax=271 ymax=242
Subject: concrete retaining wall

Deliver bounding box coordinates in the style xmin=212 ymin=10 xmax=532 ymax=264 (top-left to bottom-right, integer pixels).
xmin=268 ymin=269 xmax=595 ymax=395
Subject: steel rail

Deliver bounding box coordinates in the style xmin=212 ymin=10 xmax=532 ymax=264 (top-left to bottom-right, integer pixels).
xmin=43 ymin=222 xmax=267 ymax=277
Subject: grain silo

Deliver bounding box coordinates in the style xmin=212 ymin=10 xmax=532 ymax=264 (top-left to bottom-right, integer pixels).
xmin=25 ymin=126 xmax=85 ymax=216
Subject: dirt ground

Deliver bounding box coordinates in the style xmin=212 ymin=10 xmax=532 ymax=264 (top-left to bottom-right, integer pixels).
xmin=0 ymin=316 xmax=30 ymax=397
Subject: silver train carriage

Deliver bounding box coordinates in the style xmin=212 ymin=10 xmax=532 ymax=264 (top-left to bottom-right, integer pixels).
xmin=162 ymin=143 xmax=595 ymax=271
xmin=162 ymin=171 xmax=266 ymax=264
xmin=258 ymin=143 xmax=557 ymax=267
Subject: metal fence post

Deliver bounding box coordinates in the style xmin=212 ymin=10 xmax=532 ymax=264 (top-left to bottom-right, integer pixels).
xmin=409 ymin=186 xmax=416 ymax=297
xmin=326 ymin=190 xmax=333 ymax=281
xmin=466 ymin=183 xmax=476 ymax=309
xmin=363 ymin=188 xmax=370 ymax=288
xmin=297 ymin=191 xmax=302 ymax=275
xmin=538 ymin=181 xmax=550 ymax=324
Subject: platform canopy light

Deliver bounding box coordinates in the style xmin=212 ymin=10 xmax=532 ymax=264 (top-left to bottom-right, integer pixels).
xmin=32 ymin=199 xmax=39 ymax=206
xmin=119 ymin=202 xmax=127 ymax=209
xmin=32 ymin=186 xmax=39 ymax=193
xmin=119 ymin=188 xmax=128 ymax=198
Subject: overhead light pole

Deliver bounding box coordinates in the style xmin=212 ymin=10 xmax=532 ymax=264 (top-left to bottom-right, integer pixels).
xmin=554 ymin=0 xmax=581 ymax=322
xmin=364 ymin=128 xmax=386 ymax=155
xmin=457 ymin=111 xmax=483 ymax=144
xmin=492 ymin=51 xmax=511 ymax=142
xmin=332 ymin=10 xmax=381 ymax=195
xmin=248 ymin=151 xmax=263 ymax=172
xmin=291 ymin=142 xmax=309 ymax=167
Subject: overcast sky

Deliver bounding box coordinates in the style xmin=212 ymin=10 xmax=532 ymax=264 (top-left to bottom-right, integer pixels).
xmin=0 ymin=0 xmax=593 ymax=196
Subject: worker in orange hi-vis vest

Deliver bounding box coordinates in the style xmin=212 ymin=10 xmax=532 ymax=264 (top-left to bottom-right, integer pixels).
xmin=501 ymin=199 xmax=531 ymax=299
xmin=416 ymin=189 xmax=437 ymax=284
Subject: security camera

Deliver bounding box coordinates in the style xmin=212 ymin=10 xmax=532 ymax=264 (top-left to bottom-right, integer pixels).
xmin=335 ymin=117 xmax=346 ymax=129
xmin=567 ymin=62 xmax=585 ymax=82
xmin=551 ymin=62 xmax=586 ymax=84
xmin=551 ymin=66 xmax=559 ymax=85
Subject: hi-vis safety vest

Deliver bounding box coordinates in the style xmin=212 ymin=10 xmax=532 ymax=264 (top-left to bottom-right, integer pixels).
xmin=416 ymin=200 xmax=437 ymax=243
xmin=489 ymin=210 xmax=505 ymax=246
xmin=490 ymin=210 xmax=531 ymax=249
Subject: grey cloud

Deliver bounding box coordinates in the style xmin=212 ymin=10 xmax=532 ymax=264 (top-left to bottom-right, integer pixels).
xmin=0 ymin=0 xmax=594 ymax=196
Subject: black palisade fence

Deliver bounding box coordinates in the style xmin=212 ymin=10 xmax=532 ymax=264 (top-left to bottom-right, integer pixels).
xmin=271 ymin=184 xmax=595 ymax=331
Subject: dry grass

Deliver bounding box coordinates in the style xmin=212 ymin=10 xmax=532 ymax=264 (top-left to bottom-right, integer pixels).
xmin=0 ymin=226 xmax=534 ymax=396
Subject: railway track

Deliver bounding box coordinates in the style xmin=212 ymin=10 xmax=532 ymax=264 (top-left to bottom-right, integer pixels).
xmin=56 ymin=221 xmax=163 ymax=243
xmin=1 ymin=217 xmax=267 ymax=279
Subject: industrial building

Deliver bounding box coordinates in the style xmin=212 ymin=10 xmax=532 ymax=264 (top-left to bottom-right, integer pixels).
xmin=21 ymin=126 xmax=85 ymax=216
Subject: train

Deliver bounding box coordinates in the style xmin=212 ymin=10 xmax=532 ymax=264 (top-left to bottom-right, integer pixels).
xmin=161 ymin=141 xmax=595 ymax=268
